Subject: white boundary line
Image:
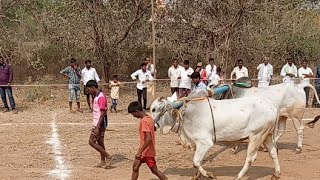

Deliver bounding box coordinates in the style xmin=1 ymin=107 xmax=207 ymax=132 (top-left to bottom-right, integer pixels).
xmin=0 ymin=122 xmax=137 ymax=126
xmin=46 ymin=113 xmax=70 ymax=180
xmin=0 ymin=119 xmax=314 ymax=126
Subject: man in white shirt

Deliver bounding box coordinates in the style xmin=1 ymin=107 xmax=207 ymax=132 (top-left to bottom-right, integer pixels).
xmin=144 ymin=57 xmax=156 ymax=76
xmin=131 ymin=63 xmax=154 ymax=110
xmin=168 ymin=59 xmax=182 ymax=95
xmin=205 ymin=58 xmax=217 ymax=84
xmin=208 ymin=67 xmax=224 ymax=88
xmin=179 ymin=60 xmax=194 ymax=98
xmin=257 ymin=56 xmax=273 ymax=87
xmin=231 ymin=59 xmax=249 ymax=80
xmin=280 ymin=57 xmax=297 ymax=84
xmin=81 ymin=60 xmax=100 ymax=112
xmin=298 ymin=60 xmax=314 ymax=106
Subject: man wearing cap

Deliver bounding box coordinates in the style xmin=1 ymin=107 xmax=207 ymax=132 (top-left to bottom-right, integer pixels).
xmin=191 ymin=72 xmax=207 ymax=91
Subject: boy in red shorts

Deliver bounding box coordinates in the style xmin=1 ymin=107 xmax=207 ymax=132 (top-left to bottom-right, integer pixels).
xmin=128 ymin=101 xmax=167 ymax=180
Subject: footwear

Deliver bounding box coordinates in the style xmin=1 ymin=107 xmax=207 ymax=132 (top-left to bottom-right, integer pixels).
xmin=12 ymin=109 xmax=18 ymax=114
xmin=3 ymin=109 xmax=9 ymax=113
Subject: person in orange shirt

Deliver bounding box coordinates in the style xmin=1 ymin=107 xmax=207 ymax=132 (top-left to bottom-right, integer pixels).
xmin=128 ymin=101 xmax=167 ymax=180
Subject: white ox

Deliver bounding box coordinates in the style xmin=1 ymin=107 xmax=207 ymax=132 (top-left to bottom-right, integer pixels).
xmin=230 ymin=83 xmax=320 ymax=153
xmin=150 ymin=91 xmax=281 ymax=180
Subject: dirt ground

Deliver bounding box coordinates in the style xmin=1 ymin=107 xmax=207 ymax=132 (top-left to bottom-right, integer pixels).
xmin=0 ymin=87 xmax=320 ymax=180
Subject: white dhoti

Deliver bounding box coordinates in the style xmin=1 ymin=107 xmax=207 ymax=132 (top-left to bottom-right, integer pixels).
xmin=258 ymin=80 xmax=270 ymax=87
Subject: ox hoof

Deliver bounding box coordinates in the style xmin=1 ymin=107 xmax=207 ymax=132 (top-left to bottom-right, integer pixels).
xmin=207 ymin=172 xmax=215 ymax=179
xmin=230 ymin=145 xmax=239 ymax=154
xmin=191 ymin=176 xmax=199 ymax=180
xmin=270 ymin=174 xmax=280 ymax=180
xmin=295 ymin=147 xmax=302 ymax=154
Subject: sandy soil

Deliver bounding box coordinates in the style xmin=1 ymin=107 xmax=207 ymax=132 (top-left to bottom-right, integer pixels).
xmin=0 ymin=87 xmax=320 ymax=180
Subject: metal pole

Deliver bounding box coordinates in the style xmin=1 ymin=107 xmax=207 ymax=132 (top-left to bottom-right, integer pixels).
xmin=151 ymin=0 xmax=156 ymax=78
xmin=151 ymin=0 xmax=156 ymax=99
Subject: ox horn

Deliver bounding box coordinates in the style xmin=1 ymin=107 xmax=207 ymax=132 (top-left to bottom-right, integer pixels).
xmin=158 ymin=96 xmax=165 ymax=102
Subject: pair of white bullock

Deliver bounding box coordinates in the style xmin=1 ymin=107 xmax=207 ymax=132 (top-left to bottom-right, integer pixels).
xmin=150 ymin=83 xmax=320 ymax=180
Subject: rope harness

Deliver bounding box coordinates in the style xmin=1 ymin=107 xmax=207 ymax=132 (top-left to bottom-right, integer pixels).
xmin=206 ymin=97 xmax=217 ymax=142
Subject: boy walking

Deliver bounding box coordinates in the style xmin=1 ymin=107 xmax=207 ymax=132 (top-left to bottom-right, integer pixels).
xmin=86 ymin=80 xmax=113 ymax=168
xmin=109 ymin=74 xmax=121 ymax=113
xmin=128 ymin=101 xmax=167 ymax=180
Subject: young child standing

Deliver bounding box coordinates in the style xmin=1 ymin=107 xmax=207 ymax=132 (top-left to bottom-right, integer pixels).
xmin=109 ymin=74 xmax=121 ymax=113
xmin=127 ymin=101 xmax=167 ymax=180
xmin=86 ymin=80 xmax=113 ymax=168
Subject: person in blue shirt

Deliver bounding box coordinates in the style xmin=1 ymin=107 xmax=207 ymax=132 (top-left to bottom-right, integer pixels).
xmin=313 ymin=64 xmax=320 ymax=107
xmin=191 ymin=72 xmax=207 ymax=91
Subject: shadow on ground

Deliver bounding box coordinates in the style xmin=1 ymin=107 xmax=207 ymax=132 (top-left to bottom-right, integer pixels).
xmin=164 ymin=166 xmax=273 ymax=180
xmin=111 ymin=154 xmax=129 ymax=165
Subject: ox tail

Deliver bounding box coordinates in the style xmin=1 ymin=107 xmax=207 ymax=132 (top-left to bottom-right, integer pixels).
xmin=305 ymin=115 xmax=320 ymax=128
xmin=299 ymin=84 xmax=320 ymax=105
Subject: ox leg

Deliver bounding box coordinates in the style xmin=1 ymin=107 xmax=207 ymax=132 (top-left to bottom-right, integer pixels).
xmin=192 ymin=139 xmax=214 ymax=179
xmin=291 ymin=116 xmax=304 ymax=153
xmin=263 ymin=134 xmax=281 ymax=179
xmin=274 ymin=116 xmax=287 ymax=143
xmin=235 ymin=139 xmax=259 ymax=180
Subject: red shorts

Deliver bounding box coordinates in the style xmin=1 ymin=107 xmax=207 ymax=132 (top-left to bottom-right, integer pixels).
xmin=140 ymin=157 xmax=156 ymax=168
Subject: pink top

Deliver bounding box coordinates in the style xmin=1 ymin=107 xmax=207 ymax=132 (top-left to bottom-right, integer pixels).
xmin=93 ymin=91 xmax=107 ymax=126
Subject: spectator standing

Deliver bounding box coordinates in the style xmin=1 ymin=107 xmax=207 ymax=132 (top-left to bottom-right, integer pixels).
xmin=81 ymin=60 xmax=100 ymax=112
xmin=195 ymin=62 xmax=207 ymax=84
xmin=230 ymin=59 xmax=249 ymax=80
xmin=0 ymin=56 xmax=17 ymax=114
xmin=168 ymin=59 xmax=182 ymax=95
xmin=298 ymin=60 xmax=314 ymax=107
xmin=257 ymin=56 xmax=273 ymax=87
xmin=205 ymin=58 xmax=217 ymax=84
xmin=280 ymin=57 xmax=297 ymax=84
xmin=144 ymin=57 xmax=156 ymax=76
xmin=131 ymin=63 xmax=154 ymax=110
xmin=179 ymin=60 xmax=194 ymax=98
xmin=208 ymin=67 xmax=224 ymax=88
xmin=109 ymin=74 xmax=121 ymax=113
xmin=60 ymin=58 xmax=82 ymax=113
xmin=313 ymin=64 xmax=320 ymax=107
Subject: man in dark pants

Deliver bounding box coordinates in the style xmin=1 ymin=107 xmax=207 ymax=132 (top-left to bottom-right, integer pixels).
xmin=131 ymin=63 xmax=154 ymax=110
xmin=313 ymin=64 xmax=320 ymax=107
xmin=0 ymin=56 xmax=17 ymax=114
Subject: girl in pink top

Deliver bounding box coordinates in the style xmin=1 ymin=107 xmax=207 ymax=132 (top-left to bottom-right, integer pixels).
xmin=86 ymin=80 xmax=113 ymax=168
